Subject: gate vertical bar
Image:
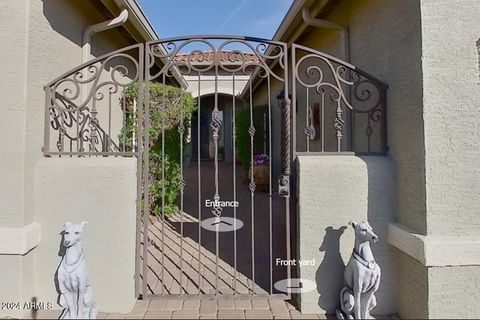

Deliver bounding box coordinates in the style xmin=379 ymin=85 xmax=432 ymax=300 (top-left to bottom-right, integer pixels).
xmin=232 ymin=72 xmax=238 ymax=294
xmin=43 ymin=89 xmax=51 ymax=154
xmin=59 ymin=111 xmax=65 ymax=154
xmin=248 ymin=78 xmax=256 ymax=295
xmin=381 ymin=92 xmax=388 ymax=153
xmin=321 ymin=93 xmax=325 ymax=151
xmin=135 ymin=44 xmax=144 ymax=298
xmin=213 ymin=57 xmax=220 ymax=295
xmin=76 ymin=109 xmax=80 ymax=153
xmin=121 ymin=94 xmax=126 ymax=152
xmin=335 ymin=100 xmax=344 ymax=152
xmin=107 ymin=91 xmax=112 ymax=152
xmin=197 ymin=72 xmax=202 ymax=295
xmin=284 ymin=44 xmax=292 ymax=300
xmin=306 ymin=88 xmax=310 ymax=152
xmin=291 ymin=45 xmax=297 ymax=164
xmin=161 ymin=72 xmax=166 ymax=295
xmin=267 ymin=75 xmax=273 ymax=295
xmin=142 ymin=44 xmax=151 ymax=298
xmin=179 ymin=94 xmax=185 ymax=294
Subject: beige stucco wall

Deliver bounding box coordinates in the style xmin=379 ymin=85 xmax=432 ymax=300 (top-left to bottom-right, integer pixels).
xmin=0 ymin=0 xmax=132 ymax=229
xmin=0 ymin=254 xmax=34 ymax=318
xmin=296 ymin=155 xmax=395 ymax=316
xmin=184 ymin=73 xmax=250 ymax=98
xmin=383 ymin=0 xmax=480 ymax=317
xmin=421 ymin=0 xmax=480 ymax=237
xmin=428 ymin=265 xmax=480 ymax=319
xmin=0 ymin=1 xmax=35 ymax=312
xmin=24 ymin=0 xmax=132 ymax=223
xmin=394 ymin=249 xmax=428 ymax=319
xmin=418 ymin=1 xmax=480 ymax=318
xmin=349 ymin=0 xmax=426 ymax=235
xmin=33 ymin=157 xmax=137 ymax=314
xmin=0 ymin=0 xmax=29 ymax=228
xmin=0 ymin=0 xmax=139 ymax=316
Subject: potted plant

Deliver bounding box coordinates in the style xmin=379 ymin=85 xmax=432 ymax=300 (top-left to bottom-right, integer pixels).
xmin=251 ymin=154 xmax=270 ymax=192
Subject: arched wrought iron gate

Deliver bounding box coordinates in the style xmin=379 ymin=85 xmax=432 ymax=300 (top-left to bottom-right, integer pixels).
xmin=43 ymin=35 xmax=387 ymax=300
xmin=141 ymin=36 xmax=291 ymax=299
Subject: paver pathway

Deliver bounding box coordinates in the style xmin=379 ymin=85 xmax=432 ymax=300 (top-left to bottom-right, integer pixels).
xmin=28 ymin=298 xmax=331 ymax=319
xmin=140 ymin=161 xmax=288 ymax=295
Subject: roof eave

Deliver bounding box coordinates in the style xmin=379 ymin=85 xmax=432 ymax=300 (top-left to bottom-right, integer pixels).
xmin=239 ymin=0 xmax=332 ymax=99
xmin=99 ymin=0 xmax=188 ymax=89
xmin=271 ymin=0 xmax=306 ymax=42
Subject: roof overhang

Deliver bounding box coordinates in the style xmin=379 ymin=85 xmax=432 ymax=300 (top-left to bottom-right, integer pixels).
xmin=98 ymin=0 xmax=188 ymax=89
xmin=272 ymin=0 xmax=332 ymax=43
xmin=239 ymin=0 xmax=334 ymax=99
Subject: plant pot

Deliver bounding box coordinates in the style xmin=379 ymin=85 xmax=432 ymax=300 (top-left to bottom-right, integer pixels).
xmin=252 ymin=163 xmax=269 ymax=192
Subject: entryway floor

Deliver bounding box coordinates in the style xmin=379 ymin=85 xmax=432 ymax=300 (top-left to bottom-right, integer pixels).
xmin=140 ymin=160 xmax=288 ymax=296
xmin=27 ymin=298 xmax=331 ymax=319
xmin=20 ymin=301 xmax=403 ymax=319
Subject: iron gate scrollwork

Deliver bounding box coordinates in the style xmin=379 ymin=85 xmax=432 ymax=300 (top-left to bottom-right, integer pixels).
xmin=291 ymin=44 xmax=387 ymax=154
xmin=43 ymin=44 xmax=144 ymax=156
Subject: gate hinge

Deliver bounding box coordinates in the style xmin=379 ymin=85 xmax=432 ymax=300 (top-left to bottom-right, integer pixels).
xmin=277 ymin=175 xmax=290 ymax=198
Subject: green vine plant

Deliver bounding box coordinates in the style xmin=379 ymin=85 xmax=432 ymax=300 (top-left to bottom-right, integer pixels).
xmin=119 ymin=83 xmax=196 ymax=216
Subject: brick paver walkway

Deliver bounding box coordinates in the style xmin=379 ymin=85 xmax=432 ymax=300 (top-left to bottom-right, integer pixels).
xmin=28 ymin=298 xmax=330 ymax=319
xmin=140 ymin=161 xmax=287 ymax=295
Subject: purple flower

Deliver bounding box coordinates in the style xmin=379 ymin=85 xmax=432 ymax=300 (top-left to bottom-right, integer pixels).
xmin=253 ymin=154 xmax=269 ymax=165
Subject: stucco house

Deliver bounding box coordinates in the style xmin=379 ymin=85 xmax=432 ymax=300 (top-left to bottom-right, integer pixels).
xmin=1 ymin=0 xmax=480 ymax=319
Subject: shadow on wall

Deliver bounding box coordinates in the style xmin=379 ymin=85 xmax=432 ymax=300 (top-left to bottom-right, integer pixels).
xmin=41 ymin=0 xmax=123 ymax=58
xmin=364 ymin=157 xmax=395 ymax=315
xmin=316 ymin=226 xmax=347 ymax=313
xmin=310 ymin=157 xmax=394 ymax=315
xmin=42 ymin=0 xmax=85 ymax=47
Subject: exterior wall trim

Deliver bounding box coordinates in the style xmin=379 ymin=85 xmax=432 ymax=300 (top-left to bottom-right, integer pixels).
xmin=388 ymin=222 xmax=480 ymax=267
xmin=0 ymin=222 xmax=41 ymax=255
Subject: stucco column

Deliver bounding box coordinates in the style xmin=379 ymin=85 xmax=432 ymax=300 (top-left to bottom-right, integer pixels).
xmin=0 ymin=1 xmax=37 ymax=318
xmin=389 ymin=1 xmax=480 ymax=318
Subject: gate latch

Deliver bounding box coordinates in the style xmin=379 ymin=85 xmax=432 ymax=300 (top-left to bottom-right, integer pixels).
xmin=277 ymin=175 xmax=290 ymax=197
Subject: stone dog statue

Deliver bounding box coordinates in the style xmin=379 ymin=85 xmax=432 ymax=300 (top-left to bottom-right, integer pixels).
xmin=57 ymin=221 xmax=97 ymax=319
xmin=336 ymin=221 xmax=381 ymax=320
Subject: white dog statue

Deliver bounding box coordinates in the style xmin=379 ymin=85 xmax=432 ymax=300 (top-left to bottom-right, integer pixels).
xmin=57 ymin=221 xmax=97 ymax=319
xmin=336 ymin=221 xmax=381 ymax=320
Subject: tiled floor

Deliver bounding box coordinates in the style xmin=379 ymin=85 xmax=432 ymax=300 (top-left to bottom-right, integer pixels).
xmin=14 ymin=300 xmax=402 ymax=319
xmin=28 ymin=298 xmax=330 ymax=319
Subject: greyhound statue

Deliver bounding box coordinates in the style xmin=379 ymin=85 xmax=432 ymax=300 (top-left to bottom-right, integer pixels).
xmin=57 ymin=221 xmax=97 ymax=319
xmin=336 ymin=221 xmax=381 ymax=320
